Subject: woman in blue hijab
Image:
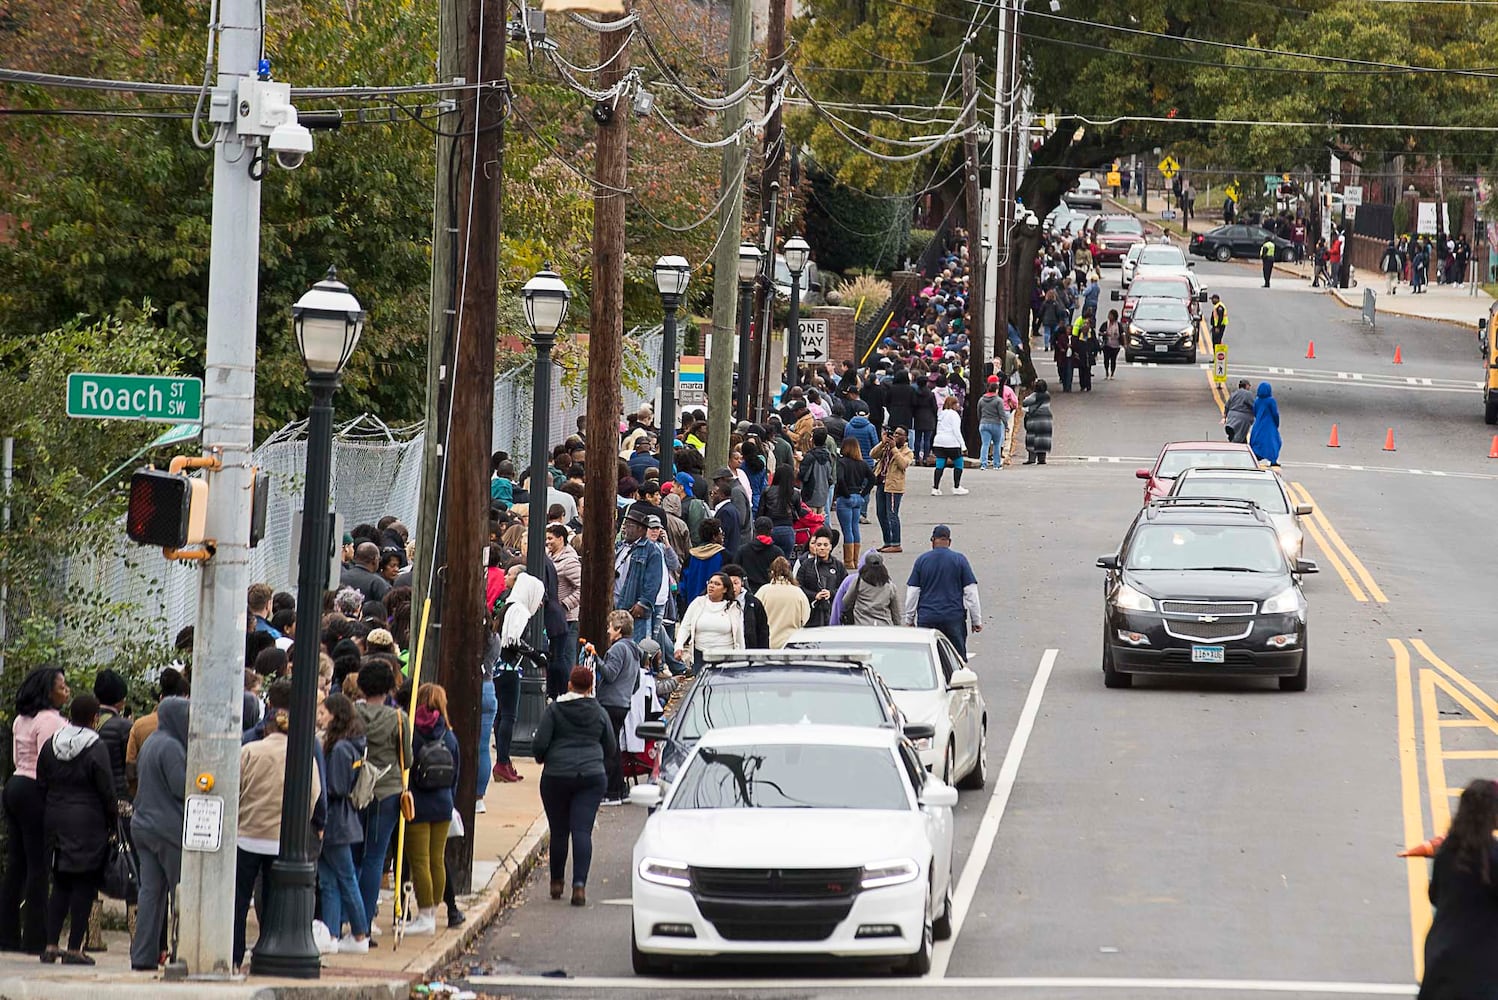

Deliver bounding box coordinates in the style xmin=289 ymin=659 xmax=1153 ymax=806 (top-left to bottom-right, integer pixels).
xmin=1248 ymin=381 xmax=1282 ymax=466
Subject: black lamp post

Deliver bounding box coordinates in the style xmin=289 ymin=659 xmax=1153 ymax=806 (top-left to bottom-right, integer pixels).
xmin=654 ymin=255 xmax=690 ymax=486
xmin=251 ymin=267 xmax=364 ymax=979
xmin=522 ymin=267 xmax=571 ymax=647
xmin=783 ymin=235 xmax=810 ymax=392
xmin=736 ymin=243 xmax=761 ymax=420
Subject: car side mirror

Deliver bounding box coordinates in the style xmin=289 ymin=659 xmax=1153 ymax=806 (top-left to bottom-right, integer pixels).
xmin=1294 ymin=503 xmax=1313 ymax=516
xmin=1198 ymin=290 xmax=1209 ymax=303
xmin=1480 ymin=318 xmax=1488 ymax=332
xmin=629 ymin=784 xmax=662 ymax=808
xmin=949 ymin=668 xmax=978 ymax=689
xmin=919 ymin=783 xmax=959 ymax=809
xmin=1295 ymin=559 xmax=1320 ymax=575
xmin=903 ymin=723 xmax=936 ymax=742
xmin=1135 ymin=469 xmax=1152 ymax=480
xmin=1186 ymin=261 xmax=1196 ymax=268
xmin=1096 ymin=554 xmax=1119 ymax=570
xmin=1111 ymin=290 xmax=1122 ymax=300
xmin=635 ymin=720 xmax=668 ymax=742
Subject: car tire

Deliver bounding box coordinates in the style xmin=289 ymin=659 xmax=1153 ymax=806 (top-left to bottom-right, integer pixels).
xmin=1124 ymin=352 xmax=1136 ymax=364
xmin=956 ymin=719 xmax=987 ymax=790
xmin=1102 ymin=631 xmax=1133 ymax=688
xmin=631 ymin=926 xmax=670 ymax=976
xmin=941 ymin=741 xmax=955 ymax=786
xmin=1279 ymin=248 xmax=1294 ymax=263
xmin=1279 ymin=641 xmax=1309 ymax=692
xmin=1214 ymin=245 xmax=1232 ymax=263
xmin=898 ymin=889 xmax=935 ymax=976
xmin=933 ymin=888 xmax=953 ymax=941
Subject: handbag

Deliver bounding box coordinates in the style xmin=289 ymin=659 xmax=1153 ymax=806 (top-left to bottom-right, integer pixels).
xmin=102 ymin=816 xmax=139 ymax=903
xmin=396 ymin=720 xmax=416 ymax=822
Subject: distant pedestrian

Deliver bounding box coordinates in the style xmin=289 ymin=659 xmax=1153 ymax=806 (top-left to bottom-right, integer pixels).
xmin=871 ymin=428 xmax=913 ymax=552
xmin=1260 ymin=234 xmax=1278 ymax=288
xmin=976 ymin=376 xmax=1008 ymax=469
xmin=902 ymin=524 xmax=982 ymax=659
xmin=1412 ymin=240 xmax=1430 ymax=293
xmin=1248 ymin=382 xmax=1282 ymax=466
xmin=1223 ymin=379 xmax=1255 ymax=444
xmin=1053 ymin=325 xmax=1075 ymax=392
xmin=1099 ymin=310 xmax=1123 ymax=379
xmin=1381 ymin=238 xmax=1404 ymax=295
xmin=930 ymin=396 xmax=969 ymax=496
xmin=597 ymin=610 xmax=641 ymax=805
xmin=533 ymin=665 xmax=615 ymax=908
xmin=404 ymin=683 xmax=459 ymax=936
xmin=758 ymin=557 xmax=811 ymax=648
xmin=835 ymin=550 xmax=905 ymax=627
xmin=0 ymin=667 xmax=69 ymax=955
xmin=1417 ymin=779 xmax=1498 ymax=1000
xmin=1022 ymin=380 xmax=1054 ymax=465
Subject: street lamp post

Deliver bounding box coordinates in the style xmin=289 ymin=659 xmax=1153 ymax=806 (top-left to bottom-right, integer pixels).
xmin=522 ymin=267 xmax=571 ymax=647
xmin=654 ymin=255 xmax=691 ymax=486
xmin=251 ymin=267 xmax=364 ymax=979
xmin=783 ymin=236 xmax=810 ymax=391
xmin=736 ymin=243 xmax=762 ymax=420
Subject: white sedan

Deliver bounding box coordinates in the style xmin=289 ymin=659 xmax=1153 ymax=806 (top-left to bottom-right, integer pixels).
xmin=629 ymin=724 xmax=957 ymax=975
xmin=788 ymin=626 xmax=987 ymax=789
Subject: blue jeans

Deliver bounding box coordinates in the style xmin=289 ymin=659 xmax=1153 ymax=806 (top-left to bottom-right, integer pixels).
xmin=318 ymin=842 xmax=369 ymax=938
xmin=540 ymin=772 xmax=608 ymax=887
xmin=835 ymin=495 xmax=866 ymax=544
xmin=1041 ymin=324 xmax=1056 ymax=350
xmin=924 ymin=617 xmax=969 ymax=659
xmin=979 ymin=422 xmax=1005 ymax=468
xmin=875 ymin=488 xmax=903 ymax=546
xmin=494 ymin=670 xmax=521 ymax=767
xmin=913 ymin=429 xmax=934 ymax=462
xmin=771 ymin=524 xmax=796 ymax=557
xmin=357 ymin=792 xmax=401 ymax=928
xmin=477 ymin=675 xmax=498 ymax=796
xmin=630 ymin=609 xmax=660 ymax=643
xmin=548 ymin=622 xmax=578 ymax=700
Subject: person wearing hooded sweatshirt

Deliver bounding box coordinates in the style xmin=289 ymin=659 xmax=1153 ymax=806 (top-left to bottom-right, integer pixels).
xmin=882 ymin=370 xmax=915 ymax=433
xmin=598 ymin=610 xmax=642 ymax=805
xmin=735 ymin=516 xmax=786 ymax=592
xmin=495 ymin=569 xmax=546 ymax=783
xmin=1249 ymin=382 xmax=1283 ymax=466
xmin=129 ymin=696 xmax=188 ymax=971
xmin=533 ymin=665 xmax=616 ymax=907
xmin=405 ymin=683 xmax=460 ymax=936
xmin=316 ymin=693 xmax=370 ymax=953
xmin=0 ymin=667 xmax=69 ymax=954
xmin=835 ymin=551 xmax=906 ymax=626
xmin=680 ymin=518 xmax=726 ymax=606
xmin=1223 ymin=378 xmax=1256 ymax=444
xmin=797 ymin=428 xmax=837 ymax=516
xmin=844 ymin=409 xmax=879 ymax=468
xmin=353 ymin=659 xmax=407 ymax=937
xmin=36 ymin=694 xmax=116 ymax=965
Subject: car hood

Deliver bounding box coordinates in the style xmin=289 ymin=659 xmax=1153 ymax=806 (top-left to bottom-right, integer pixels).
xmin=890 ymin=688 xmax=945 ymax=728
xmin=1122 ymin=569 xmax=1291 ymax=602
xmin=638 ymin=809 xmax=930 ymax=868
xmin=1130 ymin=316 xmax=1195 ymax=333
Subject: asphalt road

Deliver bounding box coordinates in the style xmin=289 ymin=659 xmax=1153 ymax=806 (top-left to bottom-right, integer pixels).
xmin=451 ymin=259 xmax=1496 ymax=1000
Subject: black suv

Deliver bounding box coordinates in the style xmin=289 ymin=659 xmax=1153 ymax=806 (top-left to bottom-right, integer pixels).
xmin=1096 ymin=499 xmax=1317 ymax=691
xmin=634 ymin=651 xmax=921 ymax=786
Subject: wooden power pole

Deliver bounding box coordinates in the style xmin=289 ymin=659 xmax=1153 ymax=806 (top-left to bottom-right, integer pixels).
xmin=433 ymin=0 xmax=506 ymax=894
xmin=580 ymin=13 xmax=632 ymax=647
xmin=960 ymin=52 xmax=984 ymax=446
xmin=752 ymin=0 xmax=787 ymax=419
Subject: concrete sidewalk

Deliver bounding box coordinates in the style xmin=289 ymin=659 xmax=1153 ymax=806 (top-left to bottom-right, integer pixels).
xmin=0 ymin=760 xmax=547 ymax=999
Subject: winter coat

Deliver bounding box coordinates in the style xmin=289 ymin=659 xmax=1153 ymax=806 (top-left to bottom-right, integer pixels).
xmin=883 ymin=377 xmax=916 ymax=429
xmin=871 ymin=439 xmax=914 ymax=494
xmin=845 ymin=415 xmax=879 ymax=464
xmin=598 ymin=637 xmax=641 ymax=710
xmin=1053 ymin=329 xmax=1074 ymax=372
xmin=615 ymin=537 xmax=665 ymax=614
xmin=1248 ymin=382 xmax=1282 ymax=464
xmin=533 ymin=694 xmax=616 ymax=779
xmin=760 ymin=485 xmax=802 ymax=528
xmin=977 ymin=392 xmax=1006 ymax=426
xmin=36 ymin=725 xmax=118 ymax=873
xmin=798 ymin=447 xmax=836 ymax=508
xmin=796 ymin=555 xmax=846 ymax=629
xmin=96 ymin=705 xmax=132 ymax=801
xmin=713 ymin=499 xmax=742 ymax=556
xmin=680 ymin=543 xmax=725 ymax=604
xmin=1224 ymin=387 xmax=1256 ymax=441
xmin=1023 ymin=389 xmax=1054 ymax=454
xmin=550 ymin=542 xmax=583 ymax=622
xmin=835 ymin=454 xmax=875 ymax=499
xmin=239 ymin=731 xmax=322 ymax=849
xmin=322 ymin=734 xmax=369 ymax=847
xmin=933 ymin=409 xmax=964 ymax=449
xmin=757 ymin=580 xmax=811 ymax=648
xmin=356 ymin=701 xmax=409 ymax=801
xmin=735 ymin=536 xmax=786 ymax=591
xmin=1417 ymin=840 xmax=1498 ymax=1000
xmin=678 ymin=596 xmax=746 ymax=658
xmin=912 ymin=385 xmax=939 ymax=432
xmin=131 ymin=697 xmax=189 ymax=847
xmin=837 ymin=561 xmax=906 ymax=626
xmin=410 ymin=708 xmax=459 ymax=825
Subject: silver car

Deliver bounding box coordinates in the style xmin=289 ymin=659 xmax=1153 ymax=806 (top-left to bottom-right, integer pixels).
xmin=1166 ymin=467 xmax=1313 ymax=559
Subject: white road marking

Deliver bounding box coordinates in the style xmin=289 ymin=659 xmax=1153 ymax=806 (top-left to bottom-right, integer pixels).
xmin=465 ymin=974 xmax=1417 ymax=994
xmin=930 ymin=648 xmax=1058 ymax=979
xmin=1056 ymin=457 xmax=1498 ymax=482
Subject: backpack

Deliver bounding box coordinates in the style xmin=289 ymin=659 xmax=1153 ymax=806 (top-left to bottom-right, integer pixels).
xmin=411 ymin=733 xmax=456 ymax=792
xmin=349 ymin=748 xmax=388 ymax=811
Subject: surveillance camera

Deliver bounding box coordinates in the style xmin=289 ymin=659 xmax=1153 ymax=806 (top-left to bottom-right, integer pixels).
xmin=268 ymin=120 xmax=313 ymax=170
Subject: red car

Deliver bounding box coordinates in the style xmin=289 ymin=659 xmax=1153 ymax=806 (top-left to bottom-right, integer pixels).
xmin=1110 ymin=273 xmax=1205 ymax=325
xmin=1136 ymin=441 xmax=1261 ymax=504
xmin=1089 ymin=215 xmax=1147 ymax=265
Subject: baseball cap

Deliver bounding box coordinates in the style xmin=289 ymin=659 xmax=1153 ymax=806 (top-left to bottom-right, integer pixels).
xmin=987 ymin=374 xmax=1000 ymax=384
xmin=643 ymin=515 xmax=664 ymax=530
xmin=638 ymin=637 xmax=662 ymax=659
xmin=931 ymin=524 xmax=952 ymax=540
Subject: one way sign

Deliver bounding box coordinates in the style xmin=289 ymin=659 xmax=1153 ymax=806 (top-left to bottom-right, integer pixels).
xmin=798 ymin=318 xmax=829 ymax=365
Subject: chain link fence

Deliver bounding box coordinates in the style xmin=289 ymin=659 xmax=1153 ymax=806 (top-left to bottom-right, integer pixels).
xmin=70 ymin=326 xmax=663 ymax=638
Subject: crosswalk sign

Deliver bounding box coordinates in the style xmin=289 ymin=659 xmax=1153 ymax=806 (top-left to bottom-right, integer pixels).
xmin=1224 ymin=182 xmax=1240 ymax=203
xmin=1158 ymin=155 xmax=1180 ymax=179
xmin=1213 ymin=344 xmax=1229 ymax=385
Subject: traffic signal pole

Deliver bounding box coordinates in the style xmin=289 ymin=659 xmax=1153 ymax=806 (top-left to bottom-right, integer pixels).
xmin=176 ymin=0 xmax=264 ymax=975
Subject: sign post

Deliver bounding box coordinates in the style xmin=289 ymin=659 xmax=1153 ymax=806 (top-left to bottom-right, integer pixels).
xmin=66 ymin=373 xmax=204 ymax=423
xmin=678 ymin=355 xmax=706 ymax=408
xmin=1213 ymin=344 xmax=1229 ymax=385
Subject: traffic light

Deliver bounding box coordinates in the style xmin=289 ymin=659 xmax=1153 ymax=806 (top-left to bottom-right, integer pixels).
xmin=126 ymin=468 xmax=208 ymax=548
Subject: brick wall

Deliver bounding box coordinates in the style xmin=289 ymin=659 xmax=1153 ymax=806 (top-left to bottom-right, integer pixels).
xmin=812 ymin=305 xmax=856 ymax=365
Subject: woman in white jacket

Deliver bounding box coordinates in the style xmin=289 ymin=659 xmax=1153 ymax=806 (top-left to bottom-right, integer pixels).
xmin=675 ymin=572 xmax=744 ymax=669
xmin=930 ymin=396 xmax=969 ymax=497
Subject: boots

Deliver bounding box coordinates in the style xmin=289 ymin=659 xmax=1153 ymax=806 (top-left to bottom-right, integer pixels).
xmin=1037 ymin=453 xmax=1047 ymax=465
xmin=571 ymin=885 xmax=587 ymax=907
xmin=551 ymin=879 xmax=564 ymax=900
xmin=850 ymin=542 xmax=861 ymax=570
xmin=842 ymin=543 xmax=854 ymax=570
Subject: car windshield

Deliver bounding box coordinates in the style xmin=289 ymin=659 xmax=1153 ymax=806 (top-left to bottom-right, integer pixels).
xmin=1077 ymin=179 xmax=1100 ymax=192
xmin=1173 ymin=478 xmax=1288 ymax=513
xmin=790 ymin=642 xmax=938 ymax=691
xmin=1132 ymin=301 xmax=1191 ymax=323
xmin=675 ymin=680 xmax=887 ymax=741
xmin=1138 ymin=248 xmax=1185 ymax=267
xmin=1126 ymin=245 xmax=1144 ymax=261
xmin=1156 ymin=448 xmax=1259 ymax=478
xmin=669 ymin=743 xmax=909 ymax=810
xmin=1129 ymin=280 xmax=1188 ymax=299
xmin=1100 ymin=217 xmax=1144 ymax=235
xmin=1124 ymin=523 xmax=1287 ymax=573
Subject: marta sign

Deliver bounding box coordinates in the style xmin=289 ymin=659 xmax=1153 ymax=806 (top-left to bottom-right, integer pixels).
xmin=67 ymin=373 xmax=204 ymax=424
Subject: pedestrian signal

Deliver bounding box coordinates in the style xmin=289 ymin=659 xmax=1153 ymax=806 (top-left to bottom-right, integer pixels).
xmin=126 ymin=469 xmax=208 ymax=548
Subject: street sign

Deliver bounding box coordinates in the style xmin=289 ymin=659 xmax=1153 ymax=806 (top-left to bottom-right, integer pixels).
xmin=678 ymin=355 xmax=706 ymax=406
xmin=1157 ymin=155 xmax=1179 ymax=179
xmin=183 ymin=794 xmax=224 ymax=853
xmin=1342 ymin=185 xmax=1363 ymax=207
xmin=149 ymin=423 xmax=202 ymax=448
xmin=1213 ymin=344 xmax=1228 ymax=385
xmin=798 ymin=318 xmax=829 ymax=365
xmin=67 ymin=373 xmax=203 ymax=423
xmin=1224 ymin=182 xmax=1240 ymax=204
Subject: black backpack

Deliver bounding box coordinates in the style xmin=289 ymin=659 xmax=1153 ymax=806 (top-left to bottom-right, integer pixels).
xmin=412 ymin=733 xmax=456 ymax=791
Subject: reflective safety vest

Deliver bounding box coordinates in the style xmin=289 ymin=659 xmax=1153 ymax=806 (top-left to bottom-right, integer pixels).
xmin=1211 ymin=302 xmax=1227 ymax=329
xmin=1261 ymin=239 xmax=1277 ymax=259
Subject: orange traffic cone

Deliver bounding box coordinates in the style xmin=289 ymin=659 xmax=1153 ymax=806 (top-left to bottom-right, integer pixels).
xmin=1488 ymin=435 xmax=1498 ymax=459
xmin=1383 ymin=428 xmax=1396 ymax=452
xmin=1393 ymin=344 xmax=1403 ymax=364
xmin=1398 ymin=835 xmax=1445 ymax=858
xmin=1327 ymin=424 xmax=1340 ymax=448
xmin=1306 ymin=340 xmax=1316 ymax=359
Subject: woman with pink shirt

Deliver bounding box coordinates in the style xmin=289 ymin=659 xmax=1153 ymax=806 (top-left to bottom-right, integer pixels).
xmin=0 ymin=667 xmax=70 ymax=953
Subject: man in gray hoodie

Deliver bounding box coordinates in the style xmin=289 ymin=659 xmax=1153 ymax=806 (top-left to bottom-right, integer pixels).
xmin=129 ymin=696 xmax=188 ymax=971
xmin=598 ymin=609 xmax=641 ymax=805
xmin=1223 ymin=379 xmax=1256 ymax=444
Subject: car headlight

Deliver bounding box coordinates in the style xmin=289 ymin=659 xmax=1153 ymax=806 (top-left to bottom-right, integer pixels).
xmin=861 ymin=858 xmax=921 ymax=889
xmin=1129 ymin=324 xmax=1144 ymax=337
xmin=638 ymin=858 xmax=692 ymax=889
xmin=1179 ymin=327 xmax=1194 ymax=343
xmin=1260 ymin=587 xmax=1300 ymax=614
xmin=1112 ymin=582 xmax=1155 ymax=612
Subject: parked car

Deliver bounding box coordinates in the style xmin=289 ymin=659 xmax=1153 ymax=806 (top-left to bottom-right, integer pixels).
xmin=1064 ymin=177 xmax=1104 ymax=211
xmin=1089 ymin=214 xmax=1147 ymax=265
xmin=1189 ymin=225 xmax=1294 ymax=263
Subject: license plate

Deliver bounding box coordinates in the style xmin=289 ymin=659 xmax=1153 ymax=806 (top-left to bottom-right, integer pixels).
xmin=1154 ymin=344 xmax=1169 ymax=353
xmin=1192 ymin=645 xmax=1225 ymax=664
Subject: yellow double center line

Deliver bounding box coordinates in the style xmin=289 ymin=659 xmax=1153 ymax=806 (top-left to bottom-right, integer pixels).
xmin=1283 ymin=483 xmax=1388 ymax=603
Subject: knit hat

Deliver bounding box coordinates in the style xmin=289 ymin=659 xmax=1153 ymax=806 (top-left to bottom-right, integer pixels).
xmin=366 ymin=628 xmax=397 ymax=652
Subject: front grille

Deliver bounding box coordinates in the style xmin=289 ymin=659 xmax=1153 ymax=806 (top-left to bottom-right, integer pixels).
xmin=1160 ymin=600 xmax=1255 ymax=616
xmin=690 ymin=867 xmax=860 ymax=899
xmin=1164 ymin=619 xmax=1252 ymax=642
xmin=706 ymin=911 xmax=848 ymax=942
xmin=1160 ymin=648 xmax=1261 ymax=667
xmin=690 ymin=868 xmax=862 ymax=942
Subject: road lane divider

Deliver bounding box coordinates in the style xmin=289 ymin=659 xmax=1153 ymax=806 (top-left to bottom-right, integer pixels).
xmin=1388 ymin=639 xmax=1431 ymax=981
xmin=1288 ymin=483 xmax=1388 ymax=602
xmin=930 ymin=647 xmax=1057 ymax=980
xmin=1284 ymin=483 xmax=1367 ymax=602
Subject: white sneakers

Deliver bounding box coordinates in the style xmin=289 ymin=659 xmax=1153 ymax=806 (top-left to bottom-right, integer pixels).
xmin=931 ymin=487 xmax=942 ymax=496
xmin=953 ymin=486 xmax=970 ymax=495
xmin=475 ymin=799 xmax=487 ymax=814
xmin=337 ymin=934 xmax=370 ymax=954
xmin=404 ymin=909 xmax=437 ymax=936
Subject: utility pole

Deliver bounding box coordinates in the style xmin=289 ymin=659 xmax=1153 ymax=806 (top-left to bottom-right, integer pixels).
xmin=433 ymin=0 xmax=506 ymax=895
xmin=412 ymin=0 xmax=468 ymax=679
xmin=753 ymin=0 xmax=787 ymax=420
xmin=579 ymin=12 xmax=632 ymax=647
xmin=960 ymin=53 xmax=984 ymax=447
xmin=705 ymin=0 xmax=753 ymax=473
xmin=176 ymin=0 xmax=263 ymax=975
xmin=981 ymin=0 xmax=1012 ymax=370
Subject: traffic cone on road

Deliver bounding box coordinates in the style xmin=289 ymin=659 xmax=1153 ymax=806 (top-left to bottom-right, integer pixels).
xmin=1327 ymin=424 xmax=1340 ymax=448
xmin=1488 ymin=435 xmax=1498 ymax=459
xmin=1393 ymin=344 xmax=1403 ymax=364
xmin=1383 ymin=428 xmax=1397 ymax=452
xmin=1306 ymin=340 xmax=1316 ymax=359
